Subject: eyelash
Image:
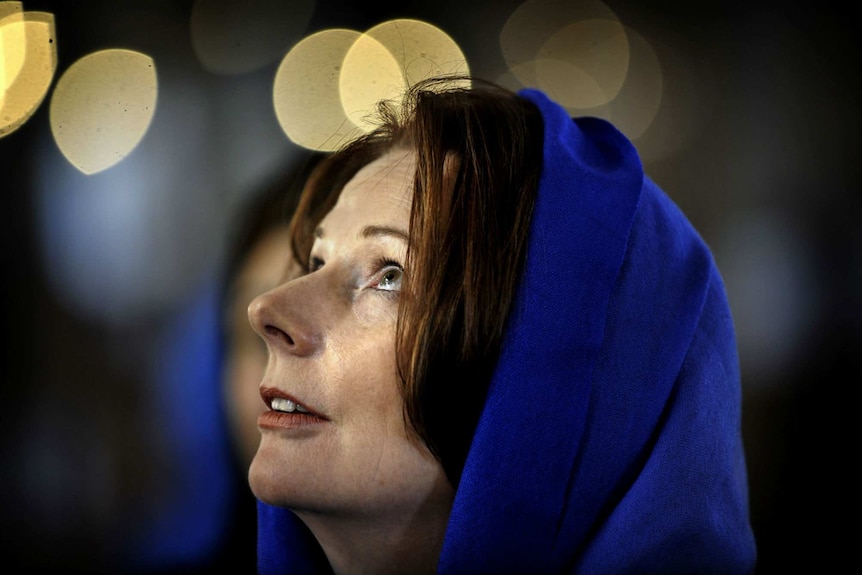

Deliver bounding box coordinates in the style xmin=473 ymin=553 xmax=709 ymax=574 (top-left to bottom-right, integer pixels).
xmin=305 ymin=255 xmax=403 ymax=294
xmin=371 ymin=257 xmax=404 ymax=294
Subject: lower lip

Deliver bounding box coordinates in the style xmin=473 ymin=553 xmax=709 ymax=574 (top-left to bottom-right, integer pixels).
xmin=258 ymin=410 xmax=328 ymax=431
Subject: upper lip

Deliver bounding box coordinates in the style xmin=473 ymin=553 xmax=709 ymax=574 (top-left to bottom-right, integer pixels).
xmin=260 ymin=386 xmax=327 ymax=419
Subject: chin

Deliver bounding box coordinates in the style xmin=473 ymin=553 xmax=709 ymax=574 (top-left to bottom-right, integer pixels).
xmin=248 ymin=448 xmax=286 ymax=505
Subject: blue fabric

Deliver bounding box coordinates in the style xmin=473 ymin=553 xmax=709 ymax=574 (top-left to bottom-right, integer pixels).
xmin=257 ymin=503 xmax=331 ymax=575
xmin=129 ymin=278 xmax=237 ymax=571
xmin=256 ymin=88 xmax=757 ymax=574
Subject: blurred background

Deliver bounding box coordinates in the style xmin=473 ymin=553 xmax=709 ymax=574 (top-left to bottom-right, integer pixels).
xmin=1 ymin=0 xmax=858 ymax=573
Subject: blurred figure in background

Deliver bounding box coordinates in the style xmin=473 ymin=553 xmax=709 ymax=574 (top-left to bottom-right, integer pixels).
xmin=119 ymin=152 xmax=321 ymax=574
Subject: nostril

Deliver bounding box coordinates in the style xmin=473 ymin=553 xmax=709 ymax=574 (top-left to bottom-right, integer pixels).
xmin=265 ymin=324 xmax=295 ymax=346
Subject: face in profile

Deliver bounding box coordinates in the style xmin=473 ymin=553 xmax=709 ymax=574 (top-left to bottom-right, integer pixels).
xmin=223 ymin=224 xmax=298 ymax=470
xmin=247 ymin=148 xmax=453 ymax=521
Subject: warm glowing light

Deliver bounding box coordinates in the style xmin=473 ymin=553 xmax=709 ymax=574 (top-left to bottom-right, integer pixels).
xmin=190 ymin=0 xmax=314 ymax=75
xmin=338 ymin=32 xmax=406 ymax=131
xmin=49 ymin=49 xmax=157 ymax=175
xmin=499 ymin=0 xmax=627 ymax=107
xmin=505 ymin=59 xmax=605 ymax=108
xmin=535 ymin=18 xmax=629 ymax=108
xmin=340 ymin=18 xmax=470 ymax=131
xmin=360 ymin=18 xmax=470 ymax=86
xmin=274 ymin=20 xmax=470 ymax=151
xmin=498 ymin=0 xmax=666 ymax=143
xmin=501 ymin=0 xmax=620 ymax=65
xmin=600 ymin=26 xmax=662 ymax=141
xmin=0 ymin=1 xmax=24 ymax=88
xmin=273 ymin=28 xmax=365 ymax=152
xmin=0 ymin=6 xmax=56 ymax=138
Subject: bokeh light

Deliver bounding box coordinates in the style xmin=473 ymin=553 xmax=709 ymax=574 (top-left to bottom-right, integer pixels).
xmin=0 ymin=2 xmax=25 ymax=94
xmin=190 ymin=0 xmax=314 ymax=75
xmin=0 ymin=4 xmax=56 ymax=138
xmin=341 ymin=19 xmax=470 ymax=131
xmin=363 ymin=18 xmax=469 ymax=84
xmin=495 ymin=0 xmax=666 ymax=142
xmin=273 ymin=28 xmax=365 ymax=152
xmin=339 ymin=30 xmax=406 ymax=131
xmin=275 ymin=19 xmax=470 ymax=151
xmin=597 ymin=25 xmax=662 ymax=141
xmin=49 ymin=48 xmax=157 ymax=174
xmin=533 ymin=17 xmax=629 ymax=108
xmin=500 ymin=0 xmax=622 ymax=94
xmin=36 ymin=71 xmax=230 ymax=328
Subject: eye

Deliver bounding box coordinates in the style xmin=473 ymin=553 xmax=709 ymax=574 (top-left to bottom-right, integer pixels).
xmin=373 ymin=260 xmax=403 ymax=292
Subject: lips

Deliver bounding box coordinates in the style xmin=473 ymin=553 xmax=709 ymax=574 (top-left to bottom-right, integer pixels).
xmin=260 ymin=386 xmax=327 ymax=420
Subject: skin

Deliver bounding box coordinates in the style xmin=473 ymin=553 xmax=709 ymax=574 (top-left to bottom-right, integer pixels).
xmin=223 ymin=225 xmax=297 ymax=470
xmin=247 ymin=148 xmax=454 ymax=575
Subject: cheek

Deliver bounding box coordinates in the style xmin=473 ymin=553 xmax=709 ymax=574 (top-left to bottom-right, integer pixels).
xmin=329 ymin=328 xmax=406 ymax=428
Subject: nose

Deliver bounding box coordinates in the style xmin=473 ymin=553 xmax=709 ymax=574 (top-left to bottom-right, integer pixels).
xmin=248 ymin=281 xmax=321 ymax=357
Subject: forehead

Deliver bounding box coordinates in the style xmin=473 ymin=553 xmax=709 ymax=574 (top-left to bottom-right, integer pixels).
xmin=322 ymin=148 xmax=416 ymax=230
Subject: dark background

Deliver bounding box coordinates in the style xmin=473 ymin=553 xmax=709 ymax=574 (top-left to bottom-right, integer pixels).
xmin=1 ymin=1 xmax=858 ymax=573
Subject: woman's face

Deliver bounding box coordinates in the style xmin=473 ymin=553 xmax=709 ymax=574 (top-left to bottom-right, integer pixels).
xmin=247 ymin=148 xmax=453 ymax=521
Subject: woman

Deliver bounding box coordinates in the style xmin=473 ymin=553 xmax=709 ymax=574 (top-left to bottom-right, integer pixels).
xmin=247 ymin=77 xmax=757 ymax=574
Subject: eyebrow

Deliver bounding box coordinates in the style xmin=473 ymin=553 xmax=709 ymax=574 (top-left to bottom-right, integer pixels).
xmin=361 ymin=225 xmax=409 ymax=241
xmin=313 ymin=225 xmax=409 ymax=242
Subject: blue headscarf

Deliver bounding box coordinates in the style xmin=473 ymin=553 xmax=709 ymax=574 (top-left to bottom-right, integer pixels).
xmin=256 ymin=88 xmax=757 ymax=574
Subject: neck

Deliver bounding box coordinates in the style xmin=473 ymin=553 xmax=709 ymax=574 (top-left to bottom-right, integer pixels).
xmin=295 ymin=493 xmax=452 ymax=575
